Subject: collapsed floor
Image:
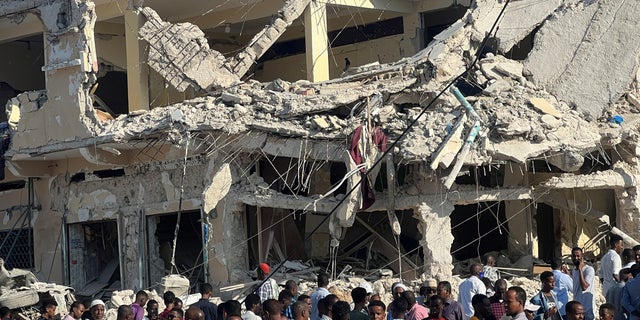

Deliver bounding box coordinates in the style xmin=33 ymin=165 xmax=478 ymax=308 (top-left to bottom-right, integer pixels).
xmin=0 ymin=0 xmax=640 ymax=294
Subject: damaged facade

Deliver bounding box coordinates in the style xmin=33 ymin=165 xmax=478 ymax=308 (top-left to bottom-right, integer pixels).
xmin=0 ymin=0 xmax=640 ymax=295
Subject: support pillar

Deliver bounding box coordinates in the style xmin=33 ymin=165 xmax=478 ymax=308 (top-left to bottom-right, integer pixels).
xmin=615 ymin=187 xmax=640 ymax=241
xmin=120 ymin=208 xmax=142 ymax=290
xmin=202 ymin=156 xmax=249 ymax=287
xmin=414 ymin=202 xmax=455 ymax=279
xmin=304 ymin=1 xmax=330 ymax=82
xmin=505 ymin=200 xmax=534 ymax=256
xmin=125 ymin=7 xmax=149 ymax=111
xmin=209 ymin=197 xmax=249 ymax=289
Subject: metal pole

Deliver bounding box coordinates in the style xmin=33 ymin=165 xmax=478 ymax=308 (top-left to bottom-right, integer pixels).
xmin=200 ymin=207 xmax=209 ymax=284
xmin=28 ymin=177 xmax=33 ymax=271
xmin=60 ymin=213 xmax=69 ymax=284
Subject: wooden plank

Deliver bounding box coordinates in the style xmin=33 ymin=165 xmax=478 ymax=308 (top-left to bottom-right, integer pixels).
xmin=355 ymin=216 xmax=418 ymax=278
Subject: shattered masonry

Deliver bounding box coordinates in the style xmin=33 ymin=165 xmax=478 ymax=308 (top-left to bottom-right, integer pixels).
xmin=0 ymin=0 xmax=640 ymax=295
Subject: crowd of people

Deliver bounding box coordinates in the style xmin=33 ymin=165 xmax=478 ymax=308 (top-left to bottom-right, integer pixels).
xmin=3 ymin=235 xmax=639 ymax=320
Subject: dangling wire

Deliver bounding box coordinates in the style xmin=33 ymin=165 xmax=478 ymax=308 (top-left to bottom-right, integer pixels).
xmin=170 ymin=133 xmax=190 ymax=274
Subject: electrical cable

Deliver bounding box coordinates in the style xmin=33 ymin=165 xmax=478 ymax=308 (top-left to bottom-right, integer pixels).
xmin=240 ymin=0 xmax=513 ymax=300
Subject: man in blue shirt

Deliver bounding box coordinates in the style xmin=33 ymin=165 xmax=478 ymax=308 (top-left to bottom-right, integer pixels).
xmin=192 ymin=283 xmax=218 ymax=320
xmin=551 ymin=258 xmax=573 ymax=320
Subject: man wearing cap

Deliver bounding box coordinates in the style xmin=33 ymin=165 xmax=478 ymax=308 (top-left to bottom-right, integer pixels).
xmin=504 ymin=286 xmax=528 ymax=320
xmin=418 ymin=280 xmax=437 ymax=308
xmin=83 ymin=300 xmax=106 ymax=320
xmin=257 ymin=263 xmax=280 ymax=303
xmin=387 ymin=283 xmax=408 ymax=320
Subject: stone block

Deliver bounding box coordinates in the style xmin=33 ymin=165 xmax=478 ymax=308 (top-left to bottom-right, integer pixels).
xmin=529 ymin=98 xmax=562 ymax=118
xmin=221 ymin=92 xmax=251 ymax=104
xmin=312 ymin=116 xmax=330 ymax=129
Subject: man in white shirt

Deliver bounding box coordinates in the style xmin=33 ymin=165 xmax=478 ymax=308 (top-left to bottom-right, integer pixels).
xmin=242 ymin=294 xmax=262 ymax=320
xmin=458 ymin=263 xmax=486 ymax=319
xmin=621 ymin=249 xmax=635 ymax=268
xmin=310 ymin=273 xmax=330 ymax=320
xmin=571 ymin=247 xmax=596 ymax=320
xmin=600 ymin=235 xmax=623 ymax=296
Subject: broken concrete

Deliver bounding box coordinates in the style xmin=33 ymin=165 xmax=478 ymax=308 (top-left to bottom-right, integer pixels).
xmin=4 ymin=0 xmax=640 ymax=290
xmin=139 ymin=7 xmax=239 ymax=91
xmin=525 ymin=0 xmax=640 ymax=118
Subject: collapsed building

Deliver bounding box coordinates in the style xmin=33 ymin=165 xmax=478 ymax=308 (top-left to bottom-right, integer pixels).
xmin=0 ymin=0 xmax=639 ymax=297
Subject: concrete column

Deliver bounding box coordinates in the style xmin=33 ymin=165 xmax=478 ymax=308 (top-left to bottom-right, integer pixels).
xmin=202 ymin=156 xmax=249 ymax=287
xmin=125 ymin=7 xmax=150 ymax=111
xmin=414 ymin=202 xmax=455 ymax=279
xmin=146 ymin=216 xmax=165 ymax=288
xmin=208 ymin=197 xmax=249 ymax=288
xmin=120 ymin=208 xmax=142 ymax=290
xmin=505 ymin=200 xmax=534 ymax=255
xmin=400 ymin=13 xmax=423 ymax=57
xmin=304 ymin=1 xmax=330 ymax=82
xmin=615 ymin=187 xmax=640 ymax=241
xmin=67 ymin=224 xmax=86 ymax=288
xmin=11 ymin=1 xmax=100 ymax=149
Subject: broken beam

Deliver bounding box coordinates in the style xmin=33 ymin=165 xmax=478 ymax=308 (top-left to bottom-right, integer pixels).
xmin=324 ymin=0 xmax=415 ymax=13
xmin=355 ymin=216 xmax=417 ymax=278
xmin=237 ymin=187 xmax=532 ymax=213
xmin=542 ymin=169 xmax=636 ymax=190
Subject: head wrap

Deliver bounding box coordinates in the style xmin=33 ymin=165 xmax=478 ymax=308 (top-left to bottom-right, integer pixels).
xmin=90 ymin=300 xmax=106 ymax=308
xmin=258 ymin=263 xmax=270 ymax=274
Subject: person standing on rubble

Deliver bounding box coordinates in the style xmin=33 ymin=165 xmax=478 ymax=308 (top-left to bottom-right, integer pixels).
xmin=600 ymin=235 xmax=623 ymax=297
xmin=571 ymin=248 xmax=595 ymax=320
xmin=310 ymin=273 xmax=331 ymax=320
xmin=459 ymin=263 xmax=487 ymax=319
xmin=132 ymin=291 xmax=150 ymax=320
xmin=482 ymin=255 xmax=499 ymax=283
xmin=257 ymin=263 xmax=280 ymax=303
xmin=192 ymin=283 xmax=219 ymax=320
xmin=437 ymin=281 xmax=464 ymax=320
